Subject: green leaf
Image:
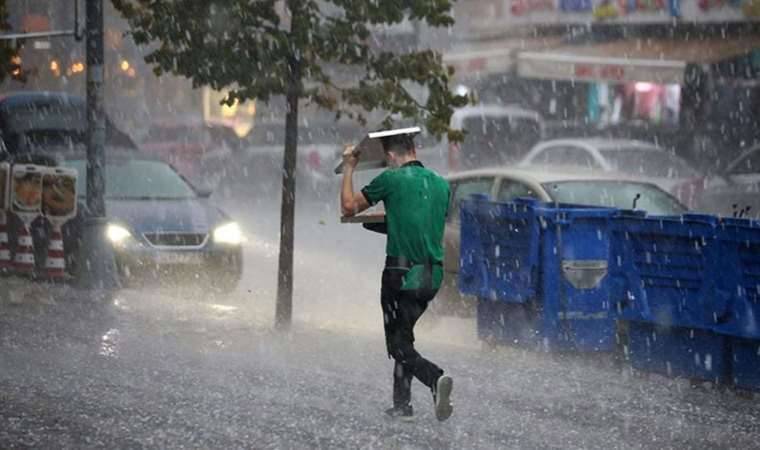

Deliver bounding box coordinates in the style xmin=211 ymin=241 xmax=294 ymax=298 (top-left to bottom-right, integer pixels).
xmin=112 ymin=0 xmax=463 ymax=140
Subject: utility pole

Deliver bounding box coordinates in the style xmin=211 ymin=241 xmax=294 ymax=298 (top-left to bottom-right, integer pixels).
xmin=86 ymin=0 xmax=106 ymax=216
xmin=76 ymin=0 xmax=118 ymax=291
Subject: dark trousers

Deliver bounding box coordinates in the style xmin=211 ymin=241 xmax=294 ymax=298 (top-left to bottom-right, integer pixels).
xmin=381 ymin=268 xmax=443 ymax=408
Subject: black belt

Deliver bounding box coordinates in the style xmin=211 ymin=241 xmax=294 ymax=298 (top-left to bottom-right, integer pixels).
xmin=385 ymin=256 xmax=442 ymax=289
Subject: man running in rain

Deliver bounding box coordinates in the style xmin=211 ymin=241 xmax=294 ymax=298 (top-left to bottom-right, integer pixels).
xmin=340 ymin=129 xmax=453 ymax=421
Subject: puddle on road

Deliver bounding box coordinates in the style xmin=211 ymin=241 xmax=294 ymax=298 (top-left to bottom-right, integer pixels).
xmin=99 ymin=328 xmax=120 ymax=358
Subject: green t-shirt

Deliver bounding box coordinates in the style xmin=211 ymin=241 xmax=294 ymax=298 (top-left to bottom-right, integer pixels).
xmin=361 ymin=161 xmax=450 ymax=290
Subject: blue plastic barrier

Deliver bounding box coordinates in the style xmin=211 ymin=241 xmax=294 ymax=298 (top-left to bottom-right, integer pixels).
xmin=729 ymin=337 xmax=760 ymax=391
xmin=610 ymin=213 xmax=731 ymax=382
xmin=459 ymin=197 xmax=541 ymax=303
xmin=462 ymin=197 xmax=618 ymax=352
xmin=713 ymin=218 xmax=760 ymax=390
xmin=611 ymin=213 xmax=721 ymax=329
xmin=627 ymin=321 xmax=729 ymax=384
xmin=461 ymin=196 xmax=760 ymax=384
xmin=714 ymin=218 xmax=760 ymax=340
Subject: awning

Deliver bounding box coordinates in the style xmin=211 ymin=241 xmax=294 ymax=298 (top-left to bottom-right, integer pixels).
xmin=443 ymin=36 xmax=563 ymax=78
xmin=517 ymin=36 xmax=760 ymax=84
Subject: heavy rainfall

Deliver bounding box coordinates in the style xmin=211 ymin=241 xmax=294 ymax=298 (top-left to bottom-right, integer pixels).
xmin=1 ymin=0 xmax=760 ymax=449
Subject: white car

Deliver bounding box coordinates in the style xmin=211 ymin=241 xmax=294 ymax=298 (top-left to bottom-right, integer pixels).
xmin=442 ymin=103 xmax=545 ymax=173
xmin=697 ymin=144 xmax=760 ymax=218
xmin=518 ymin=138 xmax=704 ymax=208
xmin=436 ymin=167 xmax=688 ymax=317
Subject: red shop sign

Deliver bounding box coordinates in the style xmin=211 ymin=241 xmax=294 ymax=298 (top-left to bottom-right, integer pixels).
xmin=574 ymin=63 xmax=626 ymax=80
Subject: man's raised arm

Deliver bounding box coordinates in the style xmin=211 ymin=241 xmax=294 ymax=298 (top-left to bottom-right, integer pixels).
xmin=340 ymin=145 xmax=370 ymax=217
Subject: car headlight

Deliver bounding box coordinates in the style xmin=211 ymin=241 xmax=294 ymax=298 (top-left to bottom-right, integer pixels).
xmin=213 ymin=222 xmax=243 ymax=245
xmin=107 ymin=224 xmax=132 ymax=244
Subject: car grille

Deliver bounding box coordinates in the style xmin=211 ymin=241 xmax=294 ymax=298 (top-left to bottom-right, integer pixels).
xmin=143 ymin=232 xmax=208 ymax=248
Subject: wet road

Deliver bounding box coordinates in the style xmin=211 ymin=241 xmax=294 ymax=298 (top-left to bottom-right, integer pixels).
xmin=2 ymin=189 xmax=760 ymax=449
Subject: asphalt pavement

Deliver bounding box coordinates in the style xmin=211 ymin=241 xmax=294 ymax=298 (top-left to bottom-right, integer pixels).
xmin=1 ymin=189 xmax=760 ymax=449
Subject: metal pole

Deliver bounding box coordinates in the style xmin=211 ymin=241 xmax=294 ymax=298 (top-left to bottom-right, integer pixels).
xmin=86 ymin=0 xmax=105 ymax=216
xmin=75 ymin=0 xmax=118 ymax=291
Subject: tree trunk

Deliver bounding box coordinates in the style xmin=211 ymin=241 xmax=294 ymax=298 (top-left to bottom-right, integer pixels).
xmin=275 ymin=61 xmax=301 ymax=330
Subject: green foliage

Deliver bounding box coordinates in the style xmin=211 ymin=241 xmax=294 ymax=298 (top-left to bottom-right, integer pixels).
xmin=111 ymin=0 xmax=468 ymax=140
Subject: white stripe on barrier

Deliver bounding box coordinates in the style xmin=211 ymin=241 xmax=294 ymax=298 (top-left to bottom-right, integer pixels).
xmin=14 ymin=253 xmax=35 ymax=264
xmin=45 ymin=258 xmax=65 ymax=269
xmin=18 ymin=236 xmax=33 ymax=246
xmin=0 ymin=250 xmax=10 ymax=259
xmin=0 ymin=232 xmax=7 ymax=241
xmin=48 ymin=240 xmax=64 ymax=251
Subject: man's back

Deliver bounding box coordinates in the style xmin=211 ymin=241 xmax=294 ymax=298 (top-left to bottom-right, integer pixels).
xmin=362 ymin=161 xmax=449 ymax=290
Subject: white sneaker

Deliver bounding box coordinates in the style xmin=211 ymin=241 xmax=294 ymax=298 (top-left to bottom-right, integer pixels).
xmin=434 ymin=375 xmax=453 ymax=421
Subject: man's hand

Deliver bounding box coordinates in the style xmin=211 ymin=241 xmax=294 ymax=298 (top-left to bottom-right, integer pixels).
xmin=342 ymin=144 xmax=359 ymax=171
xmin=340 ymin=143 xmax=370 ymax=217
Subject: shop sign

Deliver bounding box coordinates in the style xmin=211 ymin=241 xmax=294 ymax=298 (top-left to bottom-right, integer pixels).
xmin=511 ymin=0 xmax=556 ymax=15
xmin=518 ymin=51 xmax=686 ymax=84
xmin=619 ymin=0 xmax=670 ymax=13
xmin=592 ymin=0 xmax=678 ymax=20
xmin=574 ymin=63 xmax=626 ymax=80
xmin=674 ymin=0 xmax=754 ymax=19
xmin=450 ymin=0 xmax=752 ymax=39
xmin=697 ymin=0 xmax=742 ymax=12
xmin=560 ymin=0 xmax=594 ymax=12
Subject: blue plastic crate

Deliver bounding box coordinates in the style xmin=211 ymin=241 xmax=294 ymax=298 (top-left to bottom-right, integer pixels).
xmin=611 ymin=214 xmax=720 ymax=330
xmin=714 ymin=218 xmax=760 ymax=340
xmin=458 ymin=195 xmax=488 ymax=297
xmin=535 ymin=203 xmax=619 ymax=352
xmin=627 ymin=321 xmax=729 ymax=384
xmin=464 ymin=198 xmax=619 ymax=352
xmin=729 ymin=337 xmax=760 ymax=391
xmin=473 ymin=198 xmax=541 ymax=304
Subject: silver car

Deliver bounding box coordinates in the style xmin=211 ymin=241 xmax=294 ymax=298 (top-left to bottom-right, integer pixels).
xmin=436 ymin=167 xmax=688 ymax=317
xmin=518 ymin=138 xmax=704 ymax=208
xmin=697 ymin=144 xmax=760 ymax=218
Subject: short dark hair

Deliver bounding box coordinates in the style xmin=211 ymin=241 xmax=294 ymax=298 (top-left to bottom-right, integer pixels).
xmin=380 ymin=134 xmax=415 ymax=155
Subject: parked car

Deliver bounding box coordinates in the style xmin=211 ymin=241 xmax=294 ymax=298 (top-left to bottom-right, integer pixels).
xmin=696 ymin=143 xmax=760 ymax=218
xmin=141 ymin=118 xmax=243 ymax=188
xmin=445 ymin=104 xmax=545 ymax=173
xmin=0 ymin=91 xmax=137 ymax=155
xmin=228 ymin=121 xmax=360 ymax=199
xmin=518 ymin=138 xmax=704 ymax=208
xmin=436 ymin=167 xmax=688 ymax=316
xmin=59 ymin=153 xmax=244 ymax=292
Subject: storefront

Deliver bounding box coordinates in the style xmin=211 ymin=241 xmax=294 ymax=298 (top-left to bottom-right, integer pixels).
xmin=442 ymin=35 xmax=588 ymax=120
xmin=513 ymin=34 xmax=760 ymax=160
xmin=443 ymin=36 xmax=564 ymax=81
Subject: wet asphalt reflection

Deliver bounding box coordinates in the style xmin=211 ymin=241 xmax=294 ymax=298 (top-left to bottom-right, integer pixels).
xmin=1 ymin=192 xmax=760 ymax=449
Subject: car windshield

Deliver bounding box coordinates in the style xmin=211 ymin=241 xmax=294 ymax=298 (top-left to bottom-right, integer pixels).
xmin=599 ymin=148 xmax=699 ymax=178
xmin=543 ymin=180 xmax=687 ymax=215
xmin=64 ymin=159 xmax=196 ymax=200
